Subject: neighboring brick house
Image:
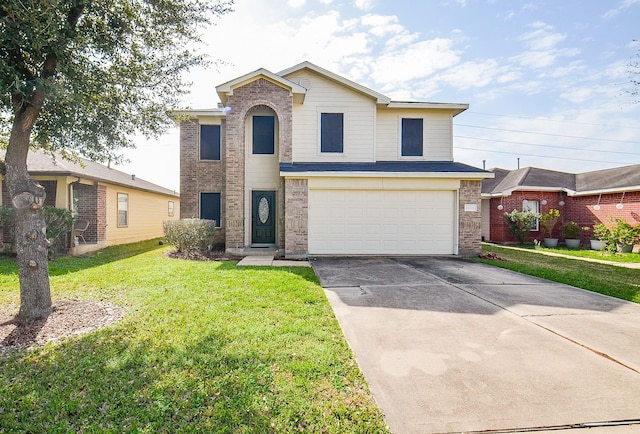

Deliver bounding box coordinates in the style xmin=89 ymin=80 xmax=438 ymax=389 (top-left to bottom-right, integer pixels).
xmin=1 ymin=150 xmax=180 ymax=254
xmin=175 ymin=61 xmax=492 ymax=258
xmin=482 ymin=165 xmax=640 ymax=244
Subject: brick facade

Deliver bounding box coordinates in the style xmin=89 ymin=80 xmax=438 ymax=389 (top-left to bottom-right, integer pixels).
xmin=284 ymin=178 xmax=308 ymax=258
xmin=223 ymin=78 xmax=293 ymax=251
xmin=179 ymin=119 xmax=226 ymax=246
xmin=488 ymin=190 xmax=640 ymax=244
xmin=458 ymin=180 xmax=482 ymax=256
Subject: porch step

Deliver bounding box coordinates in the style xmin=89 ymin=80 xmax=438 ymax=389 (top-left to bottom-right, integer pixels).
xmin=237 ymin=256 xmax=274 ymax=266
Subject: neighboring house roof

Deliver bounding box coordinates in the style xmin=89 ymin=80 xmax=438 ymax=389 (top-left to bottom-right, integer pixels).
xmin=1 ymin=150 xmax=179 ymax=197
xmin=281 ymin=161 xmax=493 ymax=177
xmin=483 ymin=164 xmax=640 ymax=197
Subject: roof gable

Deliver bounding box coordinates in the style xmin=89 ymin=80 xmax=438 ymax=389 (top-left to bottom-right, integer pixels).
xmin=279 ymin=61 xmax=391 ymax=105
xmin=216 ymin=68 xmax=307 ymax=105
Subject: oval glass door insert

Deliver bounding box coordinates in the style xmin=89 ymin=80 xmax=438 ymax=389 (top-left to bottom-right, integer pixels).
xmin=258 ymin=197 xmax=269 ymax=224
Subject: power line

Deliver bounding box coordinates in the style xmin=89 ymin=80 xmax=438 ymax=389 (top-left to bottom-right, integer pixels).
xmin=454 ymin=146 xmax=635 ymax=166
xmin=466 ymin=111 xmax=640 ymax=130
xmin=454 ymin=135 xmax=640 ymax=156
xmin=456 ymin=124 xmax=640 ymax=144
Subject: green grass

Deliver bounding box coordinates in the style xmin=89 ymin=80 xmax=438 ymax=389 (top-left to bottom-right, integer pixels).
xmin=475 ymin=244 xmax=640 ymax=303
xmin=0 ymin=240 xmax=389 ymax=433
xmin=497 ymin=242 xmax=640 ymax=263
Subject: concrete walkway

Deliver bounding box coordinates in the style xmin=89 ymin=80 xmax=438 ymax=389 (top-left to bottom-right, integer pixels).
xmin=236 ymin=256 xmax=311 ymax=267
xmin=312 ymin=256 xmax=640 ymax=434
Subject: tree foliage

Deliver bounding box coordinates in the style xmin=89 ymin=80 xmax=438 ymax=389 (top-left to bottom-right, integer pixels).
xmin=0 ymin=0 xmax=232 ymax=321
xmin=1 ymin=0 xmax=233 ymax=161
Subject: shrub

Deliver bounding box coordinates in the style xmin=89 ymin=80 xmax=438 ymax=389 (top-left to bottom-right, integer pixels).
xmin=44 ymin=207 xmax=74 ymax=257
xmin=504 ymin=209 xmax=540 ymax=245
xmin=611 ymin=218 xmax=640 ymax=246
xmin=0 ymin=205 xmax=73 ymax=257
xmin=592 ymin=223 xmax=611 ymax=241
xmin=561 ymin=221 xmax=581 ymax=239
xmin=163 ymin=218 xmax=216 ymax=254
xmin=539 ymin=209 xmax=560 ymax=238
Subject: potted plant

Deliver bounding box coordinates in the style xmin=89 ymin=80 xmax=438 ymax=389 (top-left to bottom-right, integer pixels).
xmin=561 ymin=221 xmax=582 ymax=249
xmin=611 ymin=218 xmax=640 ymax=253
xmin=539 ymin=209 xmax=560 ymax=248
xmin=590 ymin=223 xmax=610 ymax=250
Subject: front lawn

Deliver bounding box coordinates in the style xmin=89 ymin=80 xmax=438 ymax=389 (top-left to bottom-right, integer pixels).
xmin=0 ymin=240 xmax=389 ymax=433
xmin=476 ymin=244 xmax=640 ymax=303
xmin=494 ymin=242 xmax=640 ymax=263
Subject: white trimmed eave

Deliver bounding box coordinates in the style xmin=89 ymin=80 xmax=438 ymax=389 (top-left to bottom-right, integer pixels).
xmin=568 ymin=185 xmax=640 ymax=197
xmin=281 ymin=171 xmax=494 ymax=179
xmin=168 ymin=108 xmax=226 ymax=125
xmin=385 ymin=102 xmax=469 ymax=116
xmin=216 ymin=68 xmax=307 ymax=105
xmin=483 ymin=186 xmax=571 ymax=198
xmin=279 ymin=61 xmax=391 ymax=104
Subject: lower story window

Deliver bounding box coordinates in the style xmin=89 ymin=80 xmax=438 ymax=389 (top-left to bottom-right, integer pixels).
xmin=201 ymin=192 xmax=221 ymax=227
xmin=168 ymin=201 xmax=175 ymax=217
xmin=117 ymin=193 xmax=129 ymax=227
xmin=523 ymin=199 xmax=540 ymax=231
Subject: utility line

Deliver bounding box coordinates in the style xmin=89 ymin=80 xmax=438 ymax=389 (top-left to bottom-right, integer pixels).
xmin=456 ymin=124 xmax=640 ymax=144
xmin=454 ymin=146 xmax=634 ymax=165
xmin=454 ymin=135 xmax=640 ymax=156
xmin=466 ymin=111 xmax=640 ymax=130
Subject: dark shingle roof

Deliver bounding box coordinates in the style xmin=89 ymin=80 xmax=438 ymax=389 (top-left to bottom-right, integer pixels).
xmin=484 ymin=164 xmax=640 ymax=195
xmin=1 ymin=150 xmax=179 ymax=197
xmin=280 ymin=161 xmax=489 ymax=173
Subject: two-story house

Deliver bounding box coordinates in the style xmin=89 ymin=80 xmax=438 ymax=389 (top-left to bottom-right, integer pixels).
xmin=175 ymin=61 xmax=491 ymax=258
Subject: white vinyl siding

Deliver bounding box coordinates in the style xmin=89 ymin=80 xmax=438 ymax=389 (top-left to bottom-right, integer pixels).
xmin=376 ymin=109 xmax=453 ymax=161
xmin=285 ymin=70 xmax=376 ymax=162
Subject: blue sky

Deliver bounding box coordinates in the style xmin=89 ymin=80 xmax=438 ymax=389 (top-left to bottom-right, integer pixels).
xmin=119 ymin=0 xmax=640 ymax=191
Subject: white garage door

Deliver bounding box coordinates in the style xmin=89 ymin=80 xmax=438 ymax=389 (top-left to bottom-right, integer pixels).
xmin=308 ymin=189 xmax=456 ymax=255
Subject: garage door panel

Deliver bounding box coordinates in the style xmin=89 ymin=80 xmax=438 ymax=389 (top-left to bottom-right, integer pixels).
xmin=309 ymin=189 xmax=456 ymax=255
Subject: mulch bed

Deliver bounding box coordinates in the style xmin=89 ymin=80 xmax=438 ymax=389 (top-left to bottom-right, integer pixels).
xmin=0 ymin=300 xmax=125 ymax=353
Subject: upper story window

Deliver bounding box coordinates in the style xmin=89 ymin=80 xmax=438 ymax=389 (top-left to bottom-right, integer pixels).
xmin=200 ymin=125 xmax=221 ymax=160
xmin=401 ymin=118 xmax=423 ymax=157
xmin=320 ymin=112 xmax=344 ymax=153
xmin=117 ymin=193 xmax=129 ymax=227
xmin=252 ymin=115 xmax=275 ymax=154
xmin=201 ymin=192 xmax=221 ymax=228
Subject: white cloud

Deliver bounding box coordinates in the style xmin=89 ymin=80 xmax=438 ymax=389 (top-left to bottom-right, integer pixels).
xmin=603 ymin=0 xmax=640 ymax=19
xmin=288 ymin=0 xmax=306 ymax=7
xmin=354 ymin=0 xmax=375 ymax=11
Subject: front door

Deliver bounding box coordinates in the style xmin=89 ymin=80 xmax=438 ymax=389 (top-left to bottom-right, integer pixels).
xmin=252 ymin=190 xmax=276 ymax=245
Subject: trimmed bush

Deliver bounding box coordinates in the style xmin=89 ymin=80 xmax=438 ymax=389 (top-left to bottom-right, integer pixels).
xmin=504 ymin=209 xmax=540 ymax=245
xmin=163 ymin=218 xmax=216 ymax=254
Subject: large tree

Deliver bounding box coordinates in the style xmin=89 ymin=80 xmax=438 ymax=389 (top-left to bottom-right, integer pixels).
xmin=0 ymin=0 xmax=232 ymax=322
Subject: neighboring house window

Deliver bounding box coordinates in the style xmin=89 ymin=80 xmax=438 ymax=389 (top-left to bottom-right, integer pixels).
xmin=168 ymin=201 xmax=175 ymax=217
xmin=253 ymin=115 xmax=275 ymax=154
xmin=117 ymin=193 xmax=129 ymax=227
xmin=72 ymin=189 xmax=80 ymax=217
xmin=200 ymin=125 xmax=221 ymax=160
xmin=523 ymin=200 xmax=539 ymax=231
xmin=201 ymin=192 xmax=221 ymax=227
xmin=401 ymin=118 xmax=423 ymax=157
xmin=320 ymin=112 xmax=344 ymax=153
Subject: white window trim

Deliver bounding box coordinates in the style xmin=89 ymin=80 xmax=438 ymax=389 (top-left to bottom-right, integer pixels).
xmin=398 ymin=116 xmax=426 ymax=160
xmin=523 ymin=199 xmax=540 ymax=231
xmin=317 ymin=108 xmax=348 ymax=156
xmin=117 ymin=193 xmax=129 ymax=228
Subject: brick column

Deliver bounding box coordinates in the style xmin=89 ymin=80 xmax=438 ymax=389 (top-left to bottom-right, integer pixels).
xmin=458 ymin=180 xmax=482 ymax=256
xmin=284 ymin=178 xmax=308 ymax=258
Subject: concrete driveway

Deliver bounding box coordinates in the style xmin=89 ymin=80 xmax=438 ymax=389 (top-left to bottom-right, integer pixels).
xmin=311 ymin=256 xmax=640 ymax=434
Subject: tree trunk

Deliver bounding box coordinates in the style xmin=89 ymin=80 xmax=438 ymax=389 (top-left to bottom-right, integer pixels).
xmin=6 ymin=109 xmax=52 ymax=323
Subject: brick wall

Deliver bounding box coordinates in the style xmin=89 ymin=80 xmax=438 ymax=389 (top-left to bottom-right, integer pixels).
xmin=458 ymin=180 xmax=482 ymax=256
xmin=224 ymin=78 xmax=293 ymax=250
xmin=179 ymin=119 xmax=226 ymax=246
xmin=74 ymin=183 xmax=98 ymax=243
xmin=284 ymin=178 xmax=308 ymax=258
xmin=488 ymin=190 xmax=640 ymax=243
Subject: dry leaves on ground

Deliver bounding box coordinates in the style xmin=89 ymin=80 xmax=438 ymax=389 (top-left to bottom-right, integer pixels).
xmin=0 ymin=300 xmax=125 ymax=353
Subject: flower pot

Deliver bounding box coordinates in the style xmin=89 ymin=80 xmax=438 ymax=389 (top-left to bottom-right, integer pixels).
xmin=565 ymin=239 xmax=581 ymax=249
xmin=617 ymin=243 xmax=633 ymax=253
xmin=543 ymin=238 xmax=558 ymax=248
xmin=590 ymin=239 xmax=606 ymax=250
